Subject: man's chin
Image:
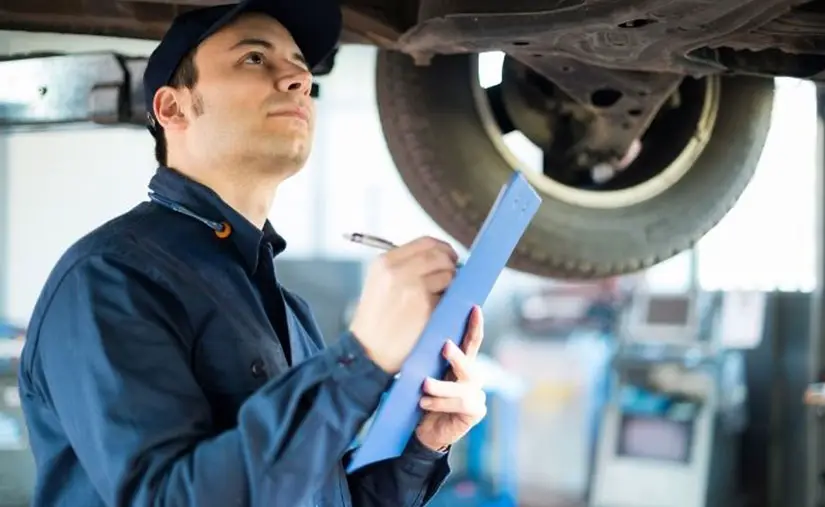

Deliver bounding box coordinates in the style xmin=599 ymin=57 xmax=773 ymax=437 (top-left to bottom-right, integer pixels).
xmin=260 ymin=148 xmax=310 ymax=174
xmin=243 ymin=132 xmax=312 ymax=171
xmin=265 ymin=119 xmax=311 ymax=137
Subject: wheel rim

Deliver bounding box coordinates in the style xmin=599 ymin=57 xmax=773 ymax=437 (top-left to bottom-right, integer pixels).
xmin=470 ymin=53 xmax=721 ymax=210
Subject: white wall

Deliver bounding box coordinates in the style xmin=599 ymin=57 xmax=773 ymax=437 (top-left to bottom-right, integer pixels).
xmin=5 ymin=127 xmax=157 ymax=322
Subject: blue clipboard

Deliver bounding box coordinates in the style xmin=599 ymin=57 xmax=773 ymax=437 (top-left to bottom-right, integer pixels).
xmin=346 ymin=170 xmax=542 ymax=473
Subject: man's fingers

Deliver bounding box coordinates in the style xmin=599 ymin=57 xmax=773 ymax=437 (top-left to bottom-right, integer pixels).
xmin=384 ymin=236 xmax=458 ymax=266
xmin=422 ymin=269 xmax=456 ymax=294
xmin=405 ymin=246 xmax=458 ymax=279
xmin=422 ymin=377 xmax=468 ymax=398
xmin=376 ymin=236 xmax=460 ymax=296
xmin=419 ymin=390 xmax=486 ymax=417
xmin=460 ymin=306 xmax=484 ymax=360
xmin=443 ymin=340 xmax=477 ymax=382
xmin=382 ymin=236 xmax=439 ymax=262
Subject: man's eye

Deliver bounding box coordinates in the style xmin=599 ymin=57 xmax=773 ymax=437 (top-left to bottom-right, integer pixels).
xmin=243 ymin=52 xmax=265 ymax=65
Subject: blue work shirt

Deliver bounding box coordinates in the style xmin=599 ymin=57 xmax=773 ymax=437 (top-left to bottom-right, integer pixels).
xmin=17 ymin=165 xmax=451 ymax=507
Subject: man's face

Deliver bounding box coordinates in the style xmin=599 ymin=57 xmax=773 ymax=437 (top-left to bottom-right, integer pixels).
xmin=164 ymin=13 xmax=315 ymax=175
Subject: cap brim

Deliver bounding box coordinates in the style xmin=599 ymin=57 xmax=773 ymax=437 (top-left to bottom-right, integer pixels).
xmin=199 ymin=0 xmax=342 ymax=71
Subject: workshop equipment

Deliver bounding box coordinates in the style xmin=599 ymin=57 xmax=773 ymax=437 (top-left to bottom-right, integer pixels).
xmin=589 ymin=289 xmax=763 ymax=507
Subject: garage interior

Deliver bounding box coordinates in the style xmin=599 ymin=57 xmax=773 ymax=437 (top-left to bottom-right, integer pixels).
xmin=0 ymin=16 xmax=824 ymax=507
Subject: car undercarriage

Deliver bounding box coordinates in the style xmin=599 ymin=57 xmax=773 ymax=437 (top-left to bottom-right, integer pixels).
xmin=1 ymin=0 xmax=822 ymax=278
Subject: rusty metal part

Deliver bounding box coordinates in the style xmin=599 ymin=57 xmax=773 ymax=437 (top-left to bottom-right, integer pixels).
xmin=405 ymin=0 xmax=820 ymax=77
xmin=0 ymin=0 xmax=823 ymax=79
xmin=518 ymin=55 xmax=683 ymax=168
xmin=498 ymin=55 xmax=682 ymax=173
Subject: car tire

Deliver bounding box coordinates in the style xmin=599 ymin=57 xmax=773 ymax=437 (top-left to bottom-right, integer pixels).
xmin=374 ymin=51 xmax=775 ymax=279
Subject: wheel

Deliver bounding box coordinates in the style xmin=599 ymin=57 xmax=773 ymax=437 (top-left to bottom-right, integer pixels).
xmin=375 ymin=51 xmax=775 ymax=279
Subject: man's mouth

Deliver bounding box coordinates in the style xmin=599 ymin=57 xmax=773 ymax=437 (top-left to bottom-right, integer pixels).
xmin=268 ymin=107 xmax=309 ymax=122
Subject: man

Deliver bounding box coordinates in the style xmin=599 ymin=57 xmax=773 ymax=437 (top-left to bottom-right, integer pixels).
xmin=16 ymin=1 xmax=487 ymax=506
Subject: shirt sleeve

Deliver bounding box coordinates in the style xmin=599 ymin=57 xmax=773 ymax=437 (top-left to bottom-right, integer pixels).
xmin=23 ymin=252 xmax=394 ymax=507
xmin=344 ymin=436 xmax=452 ymax=507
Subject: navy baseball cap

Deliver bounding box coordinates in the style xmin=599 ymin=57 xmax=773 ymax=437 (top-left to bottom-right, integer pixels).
xmin=143 ymin=0 xmax=342 ymax=134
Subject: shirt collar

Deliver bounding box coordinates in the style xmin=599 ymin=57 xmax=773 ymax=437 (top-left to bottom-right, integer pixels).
xmin=148 ymin=165 xmax=286 ymax=273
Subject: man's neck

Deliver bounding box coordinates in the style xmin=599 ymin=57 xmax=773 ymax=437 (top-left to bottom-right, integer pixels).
xmin=171 ymin=162 xmax=281 ymax=229
xmin=207 ymin=173 xmax=278 ymax=229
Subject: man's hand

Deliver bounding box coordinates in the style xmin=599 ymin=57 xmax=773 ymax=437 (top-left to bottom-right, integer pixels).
xmin=414 ymin=305 xmax=487 ymax=452
xmin=349 ymin=236 xmax=459 ymax=374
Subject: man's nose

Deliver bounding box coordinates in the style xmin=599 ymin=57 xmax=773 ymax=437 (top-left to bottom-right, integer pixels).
xmin=276 ymin=68 xmax=312 ymax=96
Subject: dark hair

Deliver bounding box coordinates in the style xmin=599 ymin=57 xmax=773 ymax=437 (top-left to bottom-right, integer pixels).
xmin=154 ymin=51 xmax=199 ymax=165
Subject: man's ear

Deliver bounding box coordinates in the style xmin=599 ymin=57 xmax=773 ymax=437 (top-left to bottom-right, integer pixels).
xmin=153 ymin=86 xmax=188 ymax=132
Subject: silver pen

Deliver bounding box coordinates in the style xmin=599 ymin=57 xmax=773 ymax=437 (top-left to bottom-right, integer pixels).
xmin=343 ymin=232 xmax=464 ymax=267
xmin=342 ymin=232 xmax=398 ymax=252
